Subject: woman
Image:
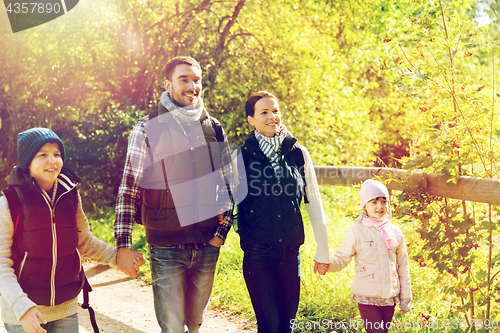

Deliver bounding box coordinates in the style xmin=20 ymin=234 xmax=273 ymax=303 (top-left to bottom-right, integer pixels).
xmin=237 ymin=91 xmax=330 ymax=333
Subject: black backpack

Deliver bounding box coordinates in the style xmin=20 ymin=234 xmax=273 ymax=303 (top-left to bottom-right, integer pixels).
xmin=2 ymin=186 xmax=100 ymax=333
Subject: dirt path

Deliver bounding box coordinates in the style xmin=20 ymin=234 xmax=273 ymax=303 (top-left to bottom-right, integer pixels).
xmin=1 ymin=263 xmax=255 ymax=333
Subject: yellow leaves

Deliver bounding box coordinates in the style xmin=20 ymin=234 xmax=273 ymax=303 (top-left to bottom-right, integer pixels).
xmin=382 ymin=38 xmax=392 ymax=43
xmin=381 ymin=59 xmax=389 ymax=70
xmin=430 ymin=80 xmax=443 ymax=92
xmin=416 ymin=47 xmax=426 ymax=59
xmin=463 ymin=49 xmax=474 ymax=57
xmin=392 ymin=55 xmax=404 ymax=65
xmin=443 ymin=41 xmax=454 ymax=49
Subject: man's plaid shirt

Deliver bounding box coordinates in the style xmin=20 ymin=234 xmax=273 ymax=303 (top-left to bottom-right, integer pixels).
xmin=114 ymin=117 xmax=235 ymax=249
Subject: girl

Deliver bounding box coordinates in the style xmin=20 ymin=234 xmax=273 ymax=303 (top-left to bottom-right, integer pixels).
xmin=0 ymin=128 xmax=144 ymax=333
xmin=327 ymin=179 xmax=411 ymax=333
xmin=237 ymin=91 xmax=330 ymax=333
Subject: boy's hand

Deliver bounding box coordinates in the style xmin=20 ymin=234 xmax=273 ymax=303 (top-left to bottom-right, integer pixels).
xmin=20 ymin=307 xmax=47 ymax=333
xmin=117 ymin=248 xmax=145 ymax=278
xmin=313 ymin=261 xmax=330 ymax=275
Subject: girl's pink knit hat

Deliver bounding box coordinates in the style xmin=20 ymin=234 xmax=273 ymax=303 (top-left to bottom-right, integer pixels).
xmin=360 ymin=179 xmax=389 ymax=208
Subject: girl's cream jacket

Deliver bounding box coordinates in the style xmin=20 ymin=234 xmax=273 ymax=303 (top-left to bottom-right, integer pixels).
xmin=328 ymin=214 xmax=412 ymax=303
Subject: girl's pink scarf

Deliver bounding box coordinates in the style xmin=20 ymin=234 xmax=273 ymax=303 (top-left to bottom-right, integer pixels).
xmin=361 ymin=216 xmax=398 ymax=249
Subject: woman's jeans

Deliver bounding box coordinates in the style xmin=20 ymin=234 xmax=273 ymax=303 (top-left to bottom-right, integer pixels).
xmin=149 ymin=243 xmax=220 ymax=333
xmin=242 ymin=244 xmax=301 ymax=333
xmin=4 ymin=313 xmax=78 ymax=333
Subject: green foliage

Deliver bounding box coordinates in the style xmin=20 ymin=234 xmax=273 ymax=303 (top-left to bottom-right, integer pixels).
xmin=388 ymin=0 xmax=500 ymax=326
xmin=1 ymin=0 xmax=419 ymax=202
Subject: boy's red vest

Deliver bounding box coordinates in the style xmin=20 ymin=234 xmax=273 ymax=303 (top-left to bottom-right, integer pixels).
xmin=5 ymin=167 xmax=84 ymax=306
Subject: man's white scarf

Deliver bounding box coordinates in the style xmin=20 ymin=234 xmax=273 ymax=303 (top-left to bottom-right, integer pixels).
xmin=160 ymin=91 xmax=204 ymax=122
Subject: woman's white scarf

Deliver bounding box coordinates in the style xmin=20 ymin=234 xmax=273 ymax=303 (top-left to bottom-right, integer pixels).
xmin=254 ymin=125 xmax=287 ymax=178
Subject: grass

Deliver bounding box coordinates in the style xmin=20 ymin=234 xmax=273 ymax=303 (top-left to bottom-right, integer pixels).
xmin=86 ymin=187 xmax=500 ymax=332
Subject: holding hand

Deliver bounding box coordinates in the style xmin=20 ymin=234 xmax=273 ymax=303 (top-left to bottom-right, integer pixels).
xmin=208 ymin=236 xmax=224 ymax=247
xmin=116 ymin=248 xmax=145 ymax=278
xmin=20 ymin=307 xmax=47 ymax=333
xmin=313 ymin=261 xmax=330 ymax=275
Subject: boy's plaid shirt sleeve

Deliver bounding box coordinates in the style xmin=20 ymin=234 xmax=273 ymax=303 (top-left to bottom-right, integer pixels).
xmin=114 ymin=120 xmax=147 ymax=249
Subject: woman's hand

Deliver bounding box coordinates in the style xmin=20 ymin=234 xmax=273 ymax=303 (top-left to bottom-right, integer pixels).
xmin=20 ymin=307 xmax=47 ymax=333
xmin=313 ymin=261 xmax=330 ymax=275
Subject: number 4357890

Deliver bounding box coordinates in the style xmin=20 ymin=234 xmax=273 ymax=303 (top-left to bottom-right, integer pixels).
xmin=5 ymin=2 xmax=62 ymax=14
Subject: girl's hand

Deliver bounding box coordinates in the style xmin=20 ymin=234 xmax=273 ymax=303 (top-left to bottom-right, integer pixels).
xmin=400 ymin=310 xmax=409 ymax=314
xmin=20 ymin=307 xmax=47 ymax=333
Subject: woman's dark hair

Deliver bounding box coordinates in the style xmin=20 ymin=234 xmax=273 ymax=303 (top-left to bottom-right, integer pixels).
xmin=245 ymin=91 xmax=278 ymax=117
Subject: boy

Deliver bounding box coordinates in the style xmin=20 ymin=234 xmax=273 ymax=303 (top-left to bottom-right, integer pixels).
xmin=0 ymin=128 xmax=144 ymax=333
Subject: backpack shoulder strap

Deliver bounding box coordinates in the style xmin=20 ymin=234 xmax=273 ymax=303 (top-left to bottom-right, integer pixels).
xmin=290 ymin=146 xmax=309 ymax=204
xmin=81 ymin=276 xmax=100 ymax=332
xmin=71 ymin=188 xmax=79 ymax=216
xmin=3 ymin=187 xmax=24 ymax=238
xmin=211 ymin=117 xmax=225 ymax=143
xmin=149 ymin=109 xmax=159 ymax=120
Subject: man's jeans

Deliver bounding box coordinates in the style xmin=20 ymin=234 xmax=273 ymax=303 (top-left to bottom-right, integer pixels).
xmin=242 ymin=244 xmax=301 ymax=333
xmin=5 ymin=313 xmax=78 ymax=333
xmin=149 ymin=243 xmax=220 ymax=333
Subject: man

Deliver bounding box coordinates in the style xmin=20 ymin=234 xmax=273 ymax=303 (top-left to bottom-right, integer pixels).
xmin=114 ymin=56 xmax=235 ymax=333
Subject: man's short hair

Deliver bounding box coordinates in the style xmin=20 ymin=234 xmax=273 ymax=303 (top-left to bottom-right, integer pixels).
xmin=165 ymin=56 xmax=202 ymax=81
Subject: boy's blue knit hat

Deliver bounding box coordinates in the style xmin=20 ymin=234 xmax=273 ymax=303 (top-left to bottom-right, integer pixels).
xmin=17 ymin=128 xmax=65 ymax=171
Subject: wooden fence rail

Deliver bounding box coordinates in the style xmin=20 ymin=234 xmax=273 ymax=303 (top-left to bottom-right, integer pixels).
xmin=314 ymin=166 xmax=500 ymax=206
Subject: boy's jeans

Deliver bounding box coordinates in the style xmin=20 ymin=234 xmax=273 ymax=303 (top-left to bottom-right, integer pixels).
xmin=5 ymin=313 xmax=78 ymax=333
xmin=149 ymin=243 xmax=220 ymax=333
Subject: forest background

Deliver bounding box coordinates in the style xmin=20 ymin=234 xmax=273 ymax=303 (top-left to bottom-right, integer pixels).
xmin=1 ymin=0 xmax=499 ymax=331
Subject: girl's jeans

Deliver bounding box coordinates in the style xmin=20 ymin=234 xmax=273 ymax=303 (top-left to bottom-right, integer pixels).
xmin=149 ymin=243 xmax=220 ymax=333
xmin=242 ymin=244 xmax=301 ymax=333
xmin=4 ymin=313 xmax=78 ymax=333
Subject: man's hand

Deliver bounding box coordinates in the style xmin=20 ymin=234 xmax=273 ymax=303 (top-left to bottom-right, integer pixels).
xmin=313 ymin=261 xmax=330 ymax=275
xmin=116 ymin=248 xmax=145 ymax=278
xmin=20 ymin=307 xmax=47 ymax=333
xmin=218 ymin=210 xmax=226 ymax=224
xmin=208 ymin=236 xmax=224 ymax=247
